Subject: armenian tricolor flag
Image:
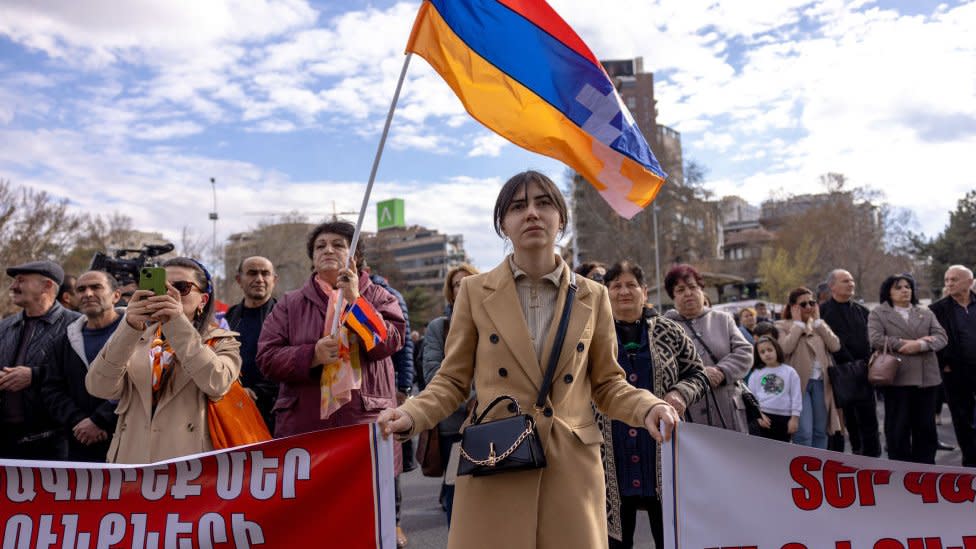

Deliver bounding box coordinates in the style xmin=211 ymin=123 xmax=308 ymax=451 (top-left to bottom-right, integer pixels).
xmin=343 ymin=296 xmax=388 ymax=351
xmin=406 ymin=0 xmax=667 ymax=219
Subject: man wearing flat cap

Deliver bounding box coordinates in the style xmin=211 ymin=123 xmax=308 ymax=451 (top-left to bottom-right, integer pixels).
xmin=0 ymin=260 xmax=80 ymax=459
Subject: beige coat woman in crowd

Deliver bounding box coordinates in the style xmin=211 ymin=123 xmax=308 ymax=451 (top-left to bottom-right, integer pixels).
xmin=776 ymin=286 xmax=842 ymax=449
xmin=86 ymin=258 xmax=240 ymax=463
xmin=377 ymin=171 xmax=678 ymax=549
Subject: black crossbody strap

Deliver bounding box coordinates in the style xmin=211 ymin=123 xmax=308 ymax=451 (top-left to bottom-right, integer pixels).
xmin=681 ymin=318 xmax=720 ymax=365
xmin=535 ymin=272 xmax=577 ymax=410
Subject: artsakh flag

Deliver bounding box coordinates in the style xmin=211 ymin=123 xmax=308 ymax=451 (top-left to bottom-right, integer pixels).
xmin=406 ymin=0 xmax=668 ymax=219
xmin=343 ymin=296 xmax=388 ymax=351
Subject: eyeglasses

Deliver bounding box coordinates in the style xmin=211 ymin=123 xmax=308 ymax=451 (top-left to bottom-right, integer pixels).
xmin=172 ymin=280 xmax=202 ymax=296
xmin=798 ymin=301 xmax=817 ymax=308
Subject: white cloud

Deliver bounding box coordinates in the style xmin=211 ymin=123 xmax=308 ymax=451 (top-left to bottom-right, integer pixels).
xmin=468 ymin=133 xmax=508 ymax=158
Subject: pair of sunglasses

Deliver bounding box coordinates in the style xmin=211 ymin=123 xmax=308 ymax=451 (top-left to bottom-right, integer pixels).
xmin=172 ymin=280 xmax=202 ymax=296
xmin=798 ymin=301 xmax=817 ymax=308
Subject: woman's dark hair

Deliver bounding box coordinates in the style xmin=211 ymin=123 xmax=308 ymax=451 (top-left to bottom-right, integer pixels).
xmin=575 ymin=261 xmax=606 ymax=279
xmin=754 ymin=336 xmax=785 ymax=368
xmin=782 ymin=287 xmax=814 ymax=320
xmin=305 ymin=220 xmax=364 ymax=269
xmin=879 ymin=274 xmax=918 ymax=306
xmin=162 ymin=257 xmax=215 ymax=335
xmin=492 ymin=170 xmax=568 ymax=238
xmin=604 ymin=260 xmax=645 ymax=287
xmin=663 ymin=264 xmax=703 ymax=299
xmin=752 ymin=321 xmax=779 ymax=340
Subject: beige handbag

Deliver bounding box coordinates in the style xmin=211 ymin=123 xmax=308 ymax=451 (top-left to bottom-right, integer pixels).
xmin=867 ymin=339 xmax=901 ymax=386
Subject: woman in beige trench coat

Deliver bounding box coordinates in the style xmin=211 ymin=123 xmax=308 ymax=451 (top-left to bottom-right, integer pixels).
xmin=86 ymin=258 xmax=240 ymax=463
xmin=378 ymin=171 xmax=679 ymax=549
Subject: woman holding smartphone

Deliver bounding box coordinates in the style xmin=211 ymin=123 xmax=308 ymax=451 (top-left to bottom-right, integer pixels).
xmin=86 ymin=258 xmax=240 ymax=463
xmin=377 ymin=171 xmax=679 ymax=549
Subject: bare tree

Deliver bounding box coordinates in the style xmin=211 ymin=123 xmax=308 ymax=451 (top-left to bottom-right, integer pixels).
xmin=0 ymin=180 xmax=87 ymax=315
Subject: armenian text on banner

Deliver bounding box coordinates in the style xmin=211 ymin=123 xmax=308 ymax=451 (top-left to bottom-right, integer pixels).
xmin=0 ymin=423 xmax=395 ymax=548
xmin=662 ymin=423 xmax=976 ymax=549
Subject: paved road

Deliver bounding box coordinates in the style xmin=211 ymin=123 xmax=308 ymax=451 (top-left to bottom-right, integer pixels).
xmin=398 ymin=404 xmax=965 ymax=549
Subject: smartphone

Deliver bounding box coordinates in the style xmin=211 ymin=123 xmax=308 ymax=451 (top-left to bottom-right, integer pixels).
xmin=139 ymin=267 xmax=167 ymax=296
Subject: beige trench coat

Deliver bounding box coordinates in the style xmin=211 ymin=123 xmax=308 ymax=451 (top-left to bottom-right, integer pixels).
xmin=776 ymin=319 xmax=843 ymax=434
xmin=86 ymin=315 xmax=241 ymax=463
xmin=399 ymin=260 xmax=663 ymax=549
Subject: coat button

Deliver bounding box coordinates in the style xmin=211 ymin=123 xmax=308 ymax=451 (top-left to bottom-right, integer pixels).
xmin=628 ymin=428 xmax=637 ymax=437
xmin=489 ymin=334 xmax=499 ymax=344
xmin=498 ymin=367 xmax=508 ymax=377
xmin=507 ymin=402 xmax=518 ymax=413
xmin=576 ymin=342 xmax=585 ymax=352
xmin=563 ymin=374 xmax=573 ymax=384
xmin=632 ymin=479 xmax=641 ymax=488
xmin=628 ymin=373 xmax=638 ymax=383
xmin=187 ymin=424 xmax=194 ymax=432
xmin=631 ymin=455 xmax=640 ymax=463
xmin=543 ymin=407 xmax=553 ymax=417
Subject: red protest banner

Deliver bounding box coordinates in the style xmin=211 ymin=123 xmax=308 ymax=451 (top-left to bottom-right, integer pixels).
xmin=1 ymin=423 xmax=395 ymax=548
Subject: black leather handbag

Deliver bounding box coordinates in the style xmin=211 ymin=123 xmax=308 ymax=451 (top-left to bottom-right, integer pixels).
xmin=827 ymin=359 xmax=874 ymax=408
xmin=457 ymin=274 xmax=577 ymax=477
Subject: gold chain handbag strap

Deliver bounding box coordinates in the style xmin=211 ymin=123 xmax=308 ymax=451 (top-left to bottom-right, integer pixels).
xmin=459 ymin=416 xmax=536 ymax=467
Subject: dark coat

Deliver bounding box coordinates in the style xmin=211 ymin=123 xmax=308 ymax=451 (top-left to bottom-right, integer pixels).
xmin=257 ymin=273 xmax=406 ymax=438
xmin=369 ymin=273 xmax=414 ymax=391
xmin=930 ymin=291 xmax=976 ymax=380
xmin=0 ymin=302 xmax=81 ymax=440
xmin=820 ymin=298 xmax=872 ymax=363
xmin=41 ymin=314 xmax=120 ymax=462
xmin=225 ymin=297 xmax=278 ymax=428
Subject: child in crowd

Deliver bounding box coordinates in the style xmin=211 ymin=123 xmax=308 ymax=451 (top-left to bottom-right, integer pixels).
xmin=747 ymin=336 xmax=802 ymax=442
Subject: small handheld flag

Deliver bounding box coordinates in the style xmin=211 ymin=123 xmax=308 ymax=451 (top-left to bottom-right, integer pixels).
xmin=343 ymin=296 xmax=389 ymax=352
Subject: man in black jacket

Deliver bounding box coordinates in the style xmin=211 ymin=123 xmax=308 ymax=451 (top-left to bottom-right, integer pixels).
xmin=225 ymin=256 xmax=278 ymax=432
xmin=42 ymin=270 xmax=123 ymax=462
xmin=0 ymin=260 xmax=80 ymax=459
xmin=819 ymin=269 xmax=881 ymax=457
xmin=930 ymin=265 xmax=976 ymax=467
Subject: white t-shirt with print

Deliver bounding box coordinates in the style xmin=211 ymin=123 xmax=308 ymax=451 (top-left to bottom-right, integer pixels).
xmin=747 ymin=363 xmax=802 ymax=417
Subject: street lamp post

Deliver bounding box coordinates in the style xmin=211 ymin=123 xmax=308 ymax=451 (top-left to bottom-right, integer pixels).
xmin=209 ymin=177 xmax=218 ymax=296
xmin=653 ymin=204 xmax=662 ymax=309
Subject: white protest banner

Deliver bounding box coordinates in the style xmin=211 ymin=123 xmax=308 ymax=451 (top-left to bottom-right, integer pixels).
xmin=662 ymin=423 xmax=975 ymax=549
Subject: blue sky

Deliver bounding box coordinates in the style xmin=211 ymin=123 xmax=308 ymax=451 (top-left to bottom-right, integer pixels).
xmin=1 ymin=0 xmax=974 ymax=274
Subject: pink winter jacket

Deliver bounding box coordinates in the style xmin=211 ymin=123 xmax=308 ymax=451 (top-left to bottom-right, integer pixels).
xmin=257 ymin=272 xmax=405 ymax=437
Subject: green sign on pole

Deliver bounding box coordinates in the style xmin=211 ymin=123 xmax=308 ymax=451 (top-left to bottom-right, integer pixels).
xmin=377 ymin=198 xmax=405 ymax=231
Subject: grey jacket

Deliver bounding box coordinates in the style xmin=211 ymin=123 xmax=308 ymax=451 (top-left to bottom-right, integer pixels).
xmin=867 ymin=303 xmax=947 ymax=388
xmin=665 ymin=307 xmax=753 ymax=432
xmin=422 ymin=315 xmax=471 ymax=435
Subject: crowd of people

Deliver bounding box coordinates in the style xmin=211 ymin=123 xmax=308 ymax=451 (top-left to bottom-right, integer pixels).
xmin=3 ymin=170 xmax=976 ymax=548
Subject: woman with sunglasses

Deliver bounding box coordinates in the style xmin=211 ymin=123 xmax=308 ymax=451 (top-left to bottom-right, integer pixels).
xmin=86 ymin=258 xmax=241 ymax=463
xmin=775 ymin=287 xmax=842 ymax=449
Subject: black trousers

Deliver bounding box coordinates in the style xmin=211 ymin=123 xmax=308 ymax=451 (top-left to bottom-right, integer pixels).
xmin=883 ymin=385 xmax=939 ymax=464
xmin=608 ymin=496 xmax=663 ymax=549
xmin=758 ymin=413 xmax=792 ymax=442
xmin=842 ymin=393 xmax=882 ymax=457
xmin=943 ymin=370 xmax=976 ymax=467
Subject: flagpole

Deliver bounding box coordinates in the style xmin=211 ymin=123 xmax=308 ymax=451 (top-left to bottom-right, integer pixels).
xmin=331 ymin=52 xmax=413 ymax=334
